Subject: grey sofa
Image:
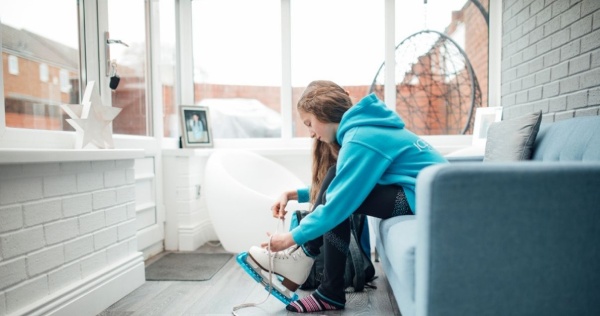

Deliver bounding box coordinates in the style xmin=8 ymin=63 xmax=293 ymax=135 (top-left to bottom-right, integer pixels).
xmin=373 ymin=115 xmax=600 ymax=316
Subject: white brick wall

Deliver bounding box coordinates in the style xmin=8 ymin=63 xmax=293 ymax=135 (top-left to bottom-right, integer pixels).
xmin=0 ymin=159 xmax=138 ymax=315
xmin=502 ymin=0 xmax=600 ymax=121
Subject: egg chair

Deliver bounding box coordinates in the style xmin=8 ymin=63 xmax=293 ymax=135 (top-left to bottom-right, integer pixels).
xmin=204 ymin=149 xmax=307 ymax=253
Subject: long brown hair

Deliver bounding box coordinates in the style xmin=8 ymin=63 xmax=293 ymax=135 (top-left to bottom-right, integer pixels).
xmin=310 ymin=139 xmax=339 ymax=205
xmin=297 ymin=80 xmax=352 ymax=205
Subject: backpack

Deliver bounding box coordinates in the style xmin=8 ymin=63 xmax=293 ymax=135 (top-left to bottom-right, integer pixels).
xmin=290 ymin=210 xmax=377 ymax=292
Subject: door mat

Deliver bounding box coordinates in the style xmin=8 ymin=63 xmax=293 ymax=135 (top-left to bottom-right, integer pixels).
xmin=145 ymin=252 xmax=233 ymax=281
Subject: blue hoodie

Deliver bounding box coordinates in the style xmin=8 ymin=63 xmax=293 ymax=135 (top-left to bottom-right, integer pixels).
xmin=291 ymin=93 xmax=447 ymax=245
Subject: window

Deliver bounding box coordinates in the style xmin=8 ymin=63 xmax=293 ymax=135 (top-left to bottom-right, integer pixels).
xmin=59 ymin=69 xmax=71 ymax=92
xmin=290 ymin=0 xmax=384 ymax=137
xmin=192 ymin=0 xmax=281 ymax=139
xmin=8 ymin=55 xmax=19 ymax=75
xmin=385 ymin=0 xmax=488 ymax=135
xmin=2 ymin=0 xmax=80 ymax=131
xmin=39 ymin=63 xmax=49 ymax=82
xmin=107 ymin=0 xmax=150 ymax=136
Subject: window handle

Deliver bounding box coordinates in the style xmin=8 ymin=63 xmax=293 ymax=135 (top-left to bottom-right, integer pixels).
xmin=106 ymin=39 xmax=129 ymax=47
xmin=104 ymin=32 xmax=129 ymax=77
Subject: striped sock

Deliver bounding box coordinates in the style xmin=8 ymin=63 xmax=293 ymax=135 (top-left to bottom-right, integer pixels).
xmin=285 ymin=292 xmax=344 ymax=313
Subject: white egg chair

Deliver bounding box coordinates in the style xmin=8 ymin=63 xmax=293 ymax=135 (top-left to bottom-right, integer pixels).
xmin=204 ymin=149 xmax=307 ymax=253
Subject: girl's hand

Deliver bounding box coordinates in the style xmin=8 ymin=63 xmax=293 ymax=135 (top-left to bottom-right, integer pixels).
xmin=271 ymin=190 xmax=297 ymax=219
xmin=260 ymin=232 xmax=295 ymax=252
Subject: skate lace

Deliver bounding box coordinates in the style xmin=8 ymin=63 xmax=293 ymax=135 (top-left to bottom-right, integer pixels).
xmin=273 ymin=245 xmax=299 ymax=259
xmin=232 ymin=218 xmax=285 ymax=315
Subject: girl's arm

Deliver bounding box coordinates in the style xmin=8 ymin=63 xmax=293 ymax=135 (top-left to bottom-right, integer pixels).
xmin=271 ymin=189 xmax=299 ymax=219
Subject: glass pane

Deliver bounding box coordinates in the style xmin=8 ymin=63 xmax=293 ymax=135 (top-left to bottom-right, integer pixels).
xmin=192 ymin=0 xmax=281 ymax=139
xmin=290 ymin=0 xmax=384 ymax=137
xmin=107 ymin=0 xmax=149 ymax=136
xmin=159 ymin=0 xmax=178 ymax=138
xmin=1 ymin=0 xmax=80 ymax=131
xmin=373 ymin=0 xmax=488 ymax=135
xmin=291 ymin=0 xmax=489 ymax=136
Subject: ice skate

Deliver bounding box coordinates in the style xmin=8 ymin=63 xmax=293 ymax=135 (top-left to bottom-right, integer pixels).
xmin=236 ymin=245 xmax=314 ymax=305
xmin=236 ymin=251 xmax=299 ymax=305
xmin=248 ymin=245 xmax=314 ymax=291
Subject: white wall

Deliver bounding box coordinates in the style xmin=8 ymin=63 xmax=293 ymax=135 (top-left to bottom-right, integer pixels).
xmin=0 ymin=153 xmax=144 ymax=315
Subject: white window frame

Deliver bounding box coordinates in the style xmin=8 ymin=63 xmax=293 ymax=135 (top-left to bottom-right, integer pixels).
xmin=0 ymin=29 xmax=4 ymax=138
xmin=488 ymin=0 xmax=501 ymax=109
xmin=0 ymin=0 xmax=500 ymax=150
xmin=0 ymin=0 xmax=161 ymax=149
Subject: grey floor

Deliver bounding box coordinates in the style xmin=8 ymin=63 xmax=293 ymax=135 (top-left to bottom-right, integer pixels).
xmin=99 ymin=243 xmax=401 ymax=316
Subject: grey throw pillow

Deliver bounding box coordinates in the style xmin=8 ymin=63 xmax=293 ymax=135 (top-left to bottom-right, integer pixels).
xmin=484 ymin=110 xmax=542 ymax=161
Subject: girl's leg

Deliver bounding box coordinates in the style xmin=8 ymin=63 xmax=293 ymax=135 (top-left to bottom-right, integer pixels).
xmin=316 ymin=183 xmax=410 ymax=302
xmin=289 ymin=166 xmax=411 ymax=312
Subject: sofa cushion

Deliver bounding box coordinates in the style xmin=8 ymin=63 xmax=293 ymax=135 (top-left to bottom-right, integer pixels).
xmin=484 ymin=110 xmax=542 ymax=161
xmin=532 ymin=116 xmax=600 ymax=162
xmin=377 ymin=215 xmax=415 ymax=250
xmin=382 ymin=217 xmax=418 ymax=314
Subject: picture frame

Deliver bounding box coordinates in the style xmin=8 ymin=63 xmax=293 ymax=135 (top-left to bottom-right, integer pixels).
xmin=179 ymin=105 xmax=213 ymax=148
xmin=472 ymin=106 xmax=502 ymax=146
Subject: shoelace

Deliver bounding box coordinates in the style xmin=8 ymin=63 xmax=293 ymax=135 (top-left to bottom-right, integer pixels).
xmin=272 ymin=246 xmax=299 ymax=259
xmin=232 ymin=218 xmax=285 ymax=315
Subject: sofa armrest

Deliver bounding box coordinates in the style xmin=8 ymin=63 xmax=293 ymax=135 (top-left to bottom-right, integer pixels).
xmin=415 ymin=162 xmax=600 ymax=316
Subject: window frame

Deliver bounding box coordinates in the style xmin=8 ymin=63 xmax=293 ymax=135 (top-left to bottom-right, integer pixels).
xmin=0 ymin=0 xmax=161 ymax=149
xmin=0 ymin=0 xmax=500 ymax=150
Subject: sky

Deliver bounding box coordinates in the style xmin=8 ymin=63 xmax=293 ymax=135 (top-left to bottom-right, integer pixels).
xmin=0 ymin=0 xmax=80 ymax=48
xmin=0 ymin=0 xmax=469 ymax=86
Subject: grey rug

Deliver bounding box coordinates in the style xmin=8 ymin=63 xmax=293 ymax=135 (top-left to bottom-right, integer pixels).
xmin=145 ymin=252 xmax=233 ymax=281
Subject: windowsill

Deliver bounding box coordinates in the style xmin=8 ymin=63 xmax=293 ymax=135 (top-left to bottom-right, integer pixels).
xmin=162 ymin=135 xmax=473 ymax=157
xmin=0 ymin=134 xmax=472 ymax=163
xmin=162 ymin=147 xmax=311 ymax=157
xmin=0 ymin=149 xmax=145 ymax=164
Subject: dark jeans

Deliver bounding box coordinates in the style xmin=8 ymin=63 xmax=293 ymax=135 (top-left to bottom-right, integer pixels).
xmin=302 ymin=166 xmax=413 ymax=305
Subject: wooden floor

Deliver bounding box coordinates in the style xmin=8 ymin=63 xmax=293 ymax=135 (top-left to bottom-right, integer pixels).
xmin=100 ymin=243 xmax=401 ymax=316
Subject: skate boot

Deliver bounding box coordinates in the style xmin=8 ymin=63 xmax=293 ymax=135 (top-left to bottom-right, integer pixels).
xmin=236 ymin=245 xmax=314 ymax=305
xmin=248 ymin=245 xmax=314 ymax=292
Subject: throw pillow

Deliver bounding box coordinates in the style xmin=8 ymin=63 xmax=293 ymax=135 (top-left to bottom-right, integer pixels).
xmin=483 ymin=110 xmax=542 ymax=161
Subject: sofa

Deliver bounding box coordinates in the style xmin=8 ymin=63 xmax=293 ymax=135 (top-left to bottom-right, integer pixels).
xmin=372 ymin=115 xmax=600 ymax=316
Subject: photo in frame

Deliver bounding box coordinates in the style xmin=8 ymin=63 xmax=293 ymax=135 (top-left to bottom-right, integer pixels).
xmin=179 ymin=105 xmax=213 ymax=148
xmin=472 ymin=106 xmax=502 ymax=146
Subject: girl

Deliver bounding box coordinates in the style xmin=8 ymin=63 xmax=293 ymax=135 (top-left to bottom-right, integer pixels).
xmin=248 ymin=80 xmax=447 ymax=313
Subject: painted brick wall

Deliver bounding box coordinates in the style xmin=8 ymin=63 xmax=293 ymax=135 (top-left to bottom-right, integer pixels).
xmin=501 ymin=0 xmax=600 ymax=121
xmin=0 ymin=159 xmax=138 ymax=315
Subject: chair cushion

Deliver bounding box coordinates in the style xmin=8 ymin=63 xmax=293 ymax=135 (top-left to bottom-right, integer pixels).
xmin=484 ymin=111 xmax=542 ymax=161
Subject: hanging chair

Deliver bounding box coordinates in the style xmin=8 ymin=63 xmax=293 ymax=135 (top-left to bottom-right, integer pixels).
xmin=369 ymin=29 xmax=482 ymax=135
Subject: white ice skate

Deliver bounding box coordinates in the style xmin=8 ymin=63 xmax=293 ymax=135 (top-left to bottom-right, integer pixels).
xmin=248 ymin=245 xmax=315 ymax=292
xmin=236 ymin=245 xmax=314 ymax=305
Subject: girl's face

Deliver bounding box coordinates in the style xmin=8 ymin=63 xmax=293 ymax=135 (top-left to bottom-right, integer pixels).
xmin=299 ymin=110 xmax=339 ymax=144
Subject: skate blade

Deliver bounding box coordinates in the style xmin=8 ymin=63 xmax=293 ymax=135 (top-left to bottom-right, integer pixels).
xmin=236 ymin=252 xmax=299 ymax=305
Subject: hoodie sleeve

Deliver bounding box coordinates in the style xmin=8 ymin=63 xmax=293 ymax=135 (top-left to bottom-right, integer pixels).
xmin=290 ymin=140 xmax=391 ymax=245
xmin=297 ymin=187 xmax=310 ymax=203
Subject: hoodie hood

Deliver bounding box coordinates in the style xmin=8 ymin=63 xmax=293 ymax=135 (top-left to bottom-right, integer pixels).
xmin=336 ymin=93 xmax=405 ymax=144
